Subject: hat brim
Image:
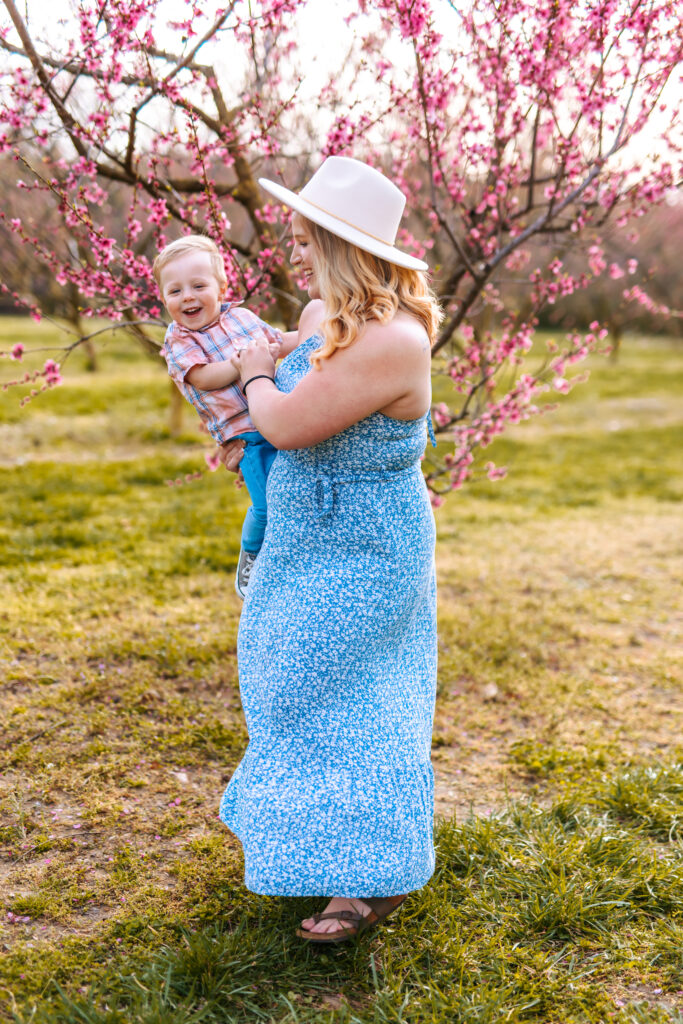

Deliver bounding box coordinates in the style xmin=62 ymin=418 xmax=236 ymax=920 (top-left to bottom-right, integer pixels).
xmin=259 ymin=177 xmax=429 ymax=272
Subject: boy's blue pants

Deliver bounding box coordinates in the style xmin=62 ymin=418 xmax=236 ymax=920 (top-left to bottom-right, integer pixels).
xmin=235 ymin=431 xmax=278 ymax=553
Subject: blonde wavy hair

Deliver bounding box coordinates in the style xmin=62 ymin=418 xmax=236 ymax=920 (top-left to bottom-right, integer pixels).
xmin=301 ymin=217 xmax=442 ymax=369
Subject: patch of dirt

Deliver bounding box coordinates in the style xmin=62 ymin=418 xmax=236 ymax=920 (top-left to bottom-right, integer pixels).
xmin=605 ymin=983 xmax=683 ymax=1013
xmin=431 ymin=505 xmax=683 ymax=821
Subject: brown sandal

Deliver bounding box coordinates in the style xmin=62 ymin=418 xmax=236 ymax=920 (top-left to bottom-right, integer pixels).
xmin=296 ymin=894 xmax=407 ymax=944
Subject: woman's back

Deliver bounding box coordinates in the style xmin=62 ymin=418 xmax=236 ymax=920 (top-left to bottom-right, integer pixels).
xmin=276 ymin=332 xmax=432 ymax=476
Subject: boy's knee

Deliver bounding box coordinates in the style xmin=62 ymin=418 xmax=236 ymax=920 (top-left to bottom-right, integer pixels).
xmin=248 ymin=505 xmax=268 ymax=528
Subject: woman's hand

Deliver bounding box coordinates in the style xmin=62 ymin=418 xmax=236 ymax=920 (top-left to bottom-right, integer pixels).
xmin=218 ymin=438 xmax=246 ymax=476
xmin=232 ymin=336 xmax=276 ymax=385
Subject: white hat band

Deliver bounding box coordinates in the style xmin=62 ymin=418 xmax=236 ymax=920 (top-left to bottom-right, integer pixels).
xmin=300 ymin=195 xmax=395 ymax=248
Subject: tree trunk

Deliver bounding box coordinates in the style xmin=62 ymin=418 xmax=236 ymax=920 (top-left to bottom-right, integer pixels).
xmin=81 ymin=337 xmax=97 ymax=371
xmin=66 ymin=279 xmax=97 ymax=370
xmin=609 ymin=322 xmax=623 ymax=362
xmin=169 ymin=380 xmax=183 ymax=437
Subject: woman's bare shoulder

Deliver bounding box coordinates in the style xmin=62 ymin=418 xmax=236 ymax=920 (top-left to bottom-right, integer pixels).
xmin=297 ymin=300 xmax=325 ymax=342
xmin=359 ymin=314 xmax=431 ymax=361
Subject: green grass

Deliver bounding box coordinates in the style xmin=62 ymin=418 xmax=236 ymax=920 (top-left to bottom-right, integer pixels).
xmin=1 ymin=319 xmax=682 ymax=1022
xmin=2 ymin=770 xmax=683 ymax=1023
xmin=429 ymin=422 xmax=682 ymax=508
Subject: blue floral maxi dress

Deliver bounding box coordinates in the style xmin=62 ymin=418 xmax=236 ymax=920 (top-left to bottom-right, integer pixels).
xmin=219 ymin=334 xmax=437 ymax=896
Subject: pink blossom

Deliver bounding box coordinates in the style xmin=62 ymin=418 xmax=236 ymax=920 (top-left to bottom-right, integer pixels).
xmin=0 ymin=0 xmax=677 ymax=496
xmin=485 ymin=462 xmax=508 ymax=481
xmin=10 ymin=343 xmax=24 ymax=361
xmin=43 ymin=360 xmax=62 ymax=386
xmin=588 ymin=245 xmax=606 ymax=276
xmin=433 ymin=402 xmax=450 ymax=428
xmin=205 ymin=451 xmax=221 ymax=472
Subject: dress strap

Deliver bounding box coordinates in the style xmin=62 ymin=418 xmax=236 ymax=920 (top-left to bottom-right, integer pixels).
xmin=426 ymin=411 xmax=437 ymax=448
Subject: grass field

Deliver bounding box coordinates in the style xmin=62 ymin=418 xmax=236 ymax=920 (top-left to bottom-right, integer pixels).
xmin=0 ymin=319 xmax=682 ymax=1023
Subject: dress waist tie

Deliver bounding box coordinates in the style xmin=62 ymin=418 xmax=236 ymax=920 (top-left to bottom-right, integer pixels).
xmin=314 ymin=465 xmax=417 ymax=519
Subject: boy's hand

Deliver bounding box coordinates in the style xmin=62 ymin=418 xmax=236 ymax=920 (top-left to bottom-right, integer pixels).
xmin=268 ymin=339 xmax=282 ymax=360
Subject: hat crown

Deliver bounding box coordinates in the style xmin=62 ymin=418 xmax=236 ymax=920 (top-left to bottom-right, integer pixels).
xmin=258 ymin=155 xmax=427 ymax=270
xmin=300 ymin=157 xmax=405 ymax=247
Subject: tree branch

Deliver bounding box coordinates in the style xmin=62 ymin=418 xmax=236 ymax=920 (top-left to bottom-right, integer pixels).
xmin=1 ymin=0 xmax=88 ymax=158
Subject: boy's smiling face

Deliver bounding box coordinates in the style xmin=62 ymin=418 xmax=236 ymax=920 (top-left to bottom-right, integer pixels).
xmin=159 ymin=250 xmax=226 ymax=330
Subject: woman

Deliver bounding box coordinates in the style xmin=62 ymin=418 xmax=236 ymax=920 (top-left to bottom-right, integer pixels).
xmin=219 ymin=156 xmax=441 ymax=943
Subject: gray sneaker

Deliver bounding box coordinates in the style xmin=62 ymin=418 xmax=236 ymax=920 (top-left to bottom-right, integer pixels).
xmin=235 ymin=548 xmax=258 ymax=600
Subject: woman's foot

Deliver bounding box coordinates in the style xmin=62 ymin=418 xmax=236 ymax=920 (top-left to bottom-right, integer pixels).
xmin=297 ymin=894 xmax=407 ymax=943
xmin=300 ymin=898 xmax=374 ymax=937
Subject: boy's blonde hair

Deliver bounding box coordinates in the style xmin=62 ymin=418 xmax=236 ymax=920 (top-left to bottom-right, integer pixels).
xmin=301 ymin=217 xmax=442 ymax=369
xmin=152 ymin=235 xmax=227 ymax=290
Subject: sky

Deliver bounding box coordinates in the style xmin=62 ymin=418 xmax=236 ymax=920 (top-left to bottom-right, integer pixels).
xmin=8 ymin=0 xmax=459 ymax=102
xmin=4 ymin=0 xmax=680 ymax=171
xmin=12 ymin=0 xmax=363 ymax=97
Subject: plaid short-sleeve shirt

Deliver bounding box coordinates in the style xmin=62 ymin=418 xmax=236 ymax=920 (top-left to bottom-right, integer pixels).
xmin=162 ymin=304 xmax=282 ymax=444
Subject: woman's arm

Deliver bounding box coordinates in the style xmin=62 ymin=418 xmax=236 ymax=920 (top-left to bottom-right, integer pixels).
xmin=218 ymin=302 xmax=326 ymax=474
xmin=237 ymin=315 xmax=431 ymax=450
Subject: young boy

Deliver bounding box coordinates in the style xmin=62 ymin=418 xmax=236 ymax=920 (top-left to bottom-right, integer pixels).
xmin=153 ymin=235 xmax=298 ymax=599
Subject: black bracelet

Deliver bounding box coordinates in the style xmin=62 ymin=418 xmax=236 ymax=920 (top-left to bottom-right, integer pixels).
xmin=242 ymin=374 xmax=274 ymax=393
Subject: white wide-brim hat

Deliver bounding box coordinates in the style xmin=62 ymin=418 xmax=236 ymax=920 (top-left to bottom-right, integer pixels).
xmin=259 ymin=156 xmax=428 ymax=271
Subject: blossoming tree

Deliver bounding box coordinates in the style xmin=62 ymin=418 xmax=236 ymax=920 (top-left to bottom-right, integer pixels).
xmin=0 ymin=0 xmax=680 ymax=495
